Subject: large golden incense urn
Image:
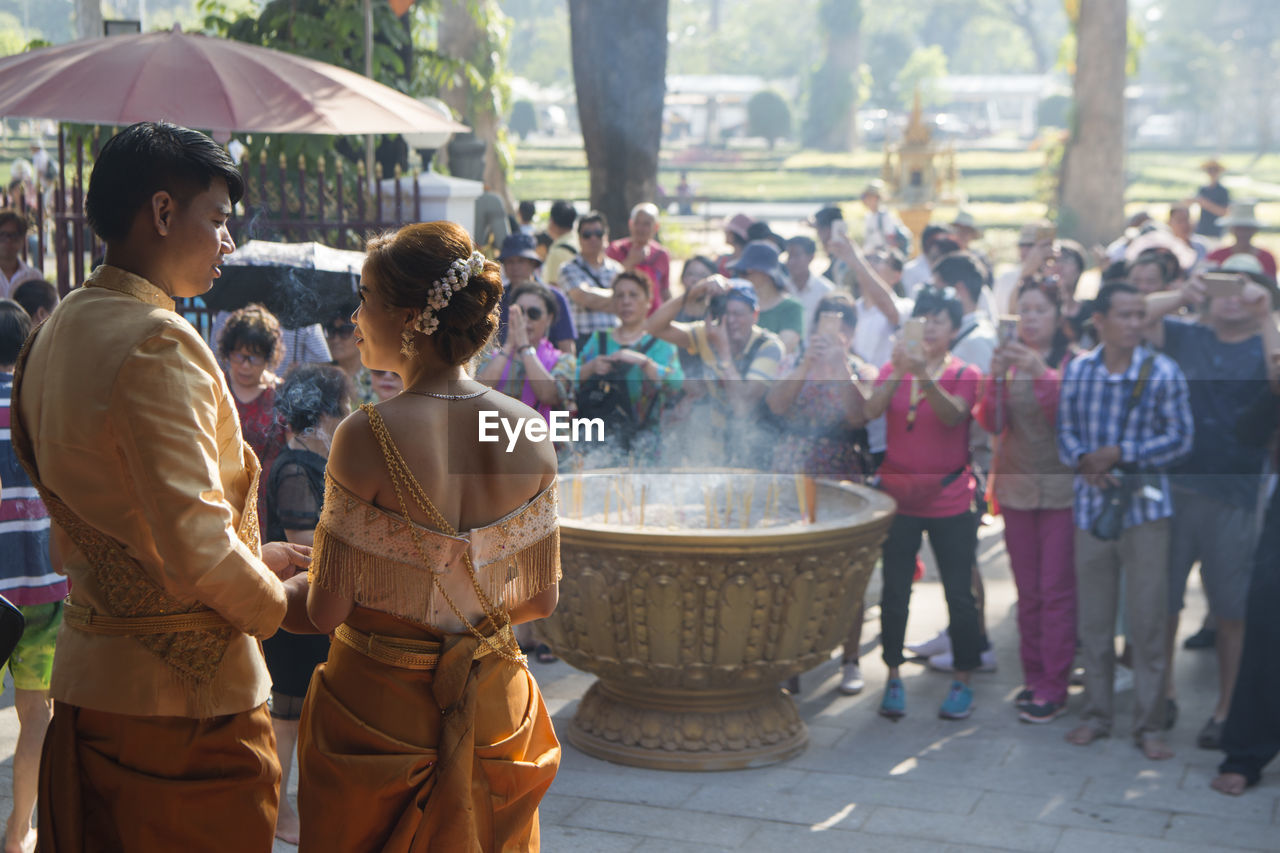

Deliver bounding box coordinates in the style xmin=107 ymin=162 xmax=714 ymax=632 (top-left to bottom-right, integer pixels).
xmin=542 ymin=470 xmax=894 ymax=771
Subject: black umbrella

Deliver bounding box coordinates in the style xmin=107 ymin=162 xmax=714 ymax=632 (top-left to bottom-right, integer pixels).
xmin=202 ymin=240 xmax=364 ymax=327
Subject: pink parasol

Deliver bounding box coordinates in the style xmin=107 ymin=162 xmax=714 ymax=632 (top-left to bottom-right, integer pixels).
xmin=0 ymin=26 xmax=468 ymax=137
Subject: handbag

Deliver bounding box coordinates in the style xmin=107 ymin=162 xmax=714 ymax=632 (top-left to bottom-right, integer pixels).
xmin=1088 ymin=356 xmax=1154 ymax=541
xmin=875 ymin=457 xmax=968 ymax=512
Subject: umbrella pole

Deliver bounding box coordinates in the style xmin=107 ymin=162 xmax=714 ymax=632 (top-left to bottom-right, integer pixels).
xmin=364 ymin=0 xmax=377 ymax=196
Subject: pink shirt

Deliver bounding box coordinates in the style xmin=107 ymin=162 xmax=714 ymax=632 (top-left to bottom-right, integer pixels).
xmin=876 ymin=358 xmax=982 ymax=517
xmin=606 ymin=238 xmax=671 ymax=310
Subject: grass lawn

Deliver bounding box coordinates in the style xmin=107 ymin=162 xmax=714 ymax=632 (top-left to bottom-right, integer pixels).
xmin=511 ymin=143 xmax=1280 ymax=212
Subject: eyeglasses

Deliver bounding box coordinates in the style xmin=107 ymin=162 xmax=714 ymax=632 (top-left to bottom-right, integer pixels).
xmin=229 ymin=351 xmax=267 ymax=367
xmin=580 ymin=229 xmax=605 ymax=239
xmin=0 ymin=231 xmax=23 ymax=242
xmin=520 ymin=305 xmax=545 ymax=321
xmin=327 ymin=323 xmax=355 ymax=338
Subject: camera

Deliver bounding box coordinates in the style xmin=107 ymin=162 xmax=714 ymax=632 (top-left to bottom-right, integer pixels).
xmin=1090 ymin=468 xmax=1148 ymax=542
xmin=708 ymin=293 xmax=728 ymax=320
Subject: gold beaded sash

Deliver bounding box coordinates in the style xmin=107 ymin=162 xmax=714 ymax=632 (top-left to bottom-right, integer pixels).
xmin=333 ymin=622 xmax=513 ymax=671
xmin=9 ymin=322 xmax=256 ymax=693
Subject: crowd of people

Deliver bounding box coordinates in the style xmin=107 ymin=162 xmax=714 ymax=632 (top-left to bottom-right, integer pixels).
xmin=0 ymin=120 xmax=1276 ymax=853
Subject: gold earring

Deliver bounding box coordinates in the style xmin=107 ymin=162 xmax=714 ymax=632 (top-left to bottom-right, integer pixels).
xmin=400 ymin=328 xmax=417 ymax=358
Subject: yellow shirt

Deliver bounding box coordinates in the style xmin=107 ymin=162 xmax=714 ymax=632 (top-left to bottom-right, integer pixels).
xmin=16 ymin=266 xmax=286 ymax=717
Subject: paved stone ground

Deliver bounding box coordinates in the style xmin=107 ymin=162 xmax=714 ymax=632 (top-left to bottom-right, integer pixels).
xmin=0 ymin=518 xmax=1273 ymax=852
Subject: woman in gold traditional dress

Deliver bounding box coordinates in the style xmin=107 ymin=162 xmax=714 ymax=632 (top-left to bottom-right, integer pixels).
xmin=296 ymin=221 xmax=561 ymax=852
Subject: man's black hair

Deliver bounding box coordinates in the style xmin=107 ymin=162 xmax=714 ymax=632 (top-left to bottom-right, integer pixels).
xmin=518 ymin=200 xmax=536 ymax=223
xmin=1092 ymin=281 xmax=1140 ymax=316
xmin=0 ymin=299 xmax=32 ymax=365
xmin=786 ymin=235 xmax=817 ymax=257
xmin=549 ymin=200 xmax=577 ymax=230
xmin=933 ymin=252 xmax=986 ymax=305
xmin=12 ymin=279 xmax=57 ymax=319
xmin=85 ymin=121 xmax=244 ymax=244
xmin=921 ymin=224 xmax=953 ymax=249
xmin=578 ymin=209 xmax=608 ymax=233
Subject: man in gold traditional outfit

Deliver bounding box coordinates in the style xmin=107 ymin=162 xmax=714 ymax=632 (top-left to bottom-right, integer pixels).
xmin=12 ymin=121 xmax=312 ymax=851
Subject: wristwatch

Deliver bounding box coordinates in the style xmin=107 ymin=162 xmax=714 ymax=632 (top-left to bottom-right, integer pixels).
xmin=520 ymin=346 xmax=537 ymax=357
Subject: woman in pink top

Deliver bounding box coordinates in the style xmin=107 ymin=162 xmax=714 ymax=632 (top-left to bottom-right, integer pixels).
xmin=975 ymin=279 xmax=1077 ymax=724
xmin=862 ymin=287 xmax=984 ymax=721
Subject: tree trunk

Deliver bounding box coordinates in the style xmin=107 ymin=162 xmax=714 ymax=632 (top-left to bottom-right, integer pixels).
xmin=75 ymin=0 xmax=102 ymax=39
xmin=804 ymin=0 xmax=861 ymax=151
xmin=569 ymin=0 xmax=668 ymax=232
xmin=1057 ymin=0 xmax=1127 ymax=249
xmin=437 ymin=0 xmax=513 ymax=209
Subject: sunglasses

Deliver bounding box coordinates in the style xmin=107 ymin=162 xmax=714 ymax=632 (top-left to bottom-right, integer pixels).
xmin=229 ymin=351 xmax=266 ymax=367
xmin=519 ymin=305 xmax=545 ymax=321
xmin=327 ymin=323 xmax=355 ymax=338
xmin=580 ymin=229 xmax=605 ymax=239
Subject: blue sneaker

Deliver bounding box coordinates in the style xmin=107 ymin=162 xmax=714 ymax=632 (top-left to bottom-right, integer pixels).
xmin=879 ymin=678 xmax=906 ymax=719
xmin=939 ymin=681 xmax=974 ymax=720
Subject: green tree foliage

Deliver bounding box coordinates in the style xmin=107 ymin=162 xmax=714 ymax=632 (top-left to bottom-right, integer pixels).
xmin=509 ymin=100 xmax=538 ymax=141
xmin=895 ymin=45 xmax=948 ymax=109
xmin=746 ymin=90 xmax=791 ymax=148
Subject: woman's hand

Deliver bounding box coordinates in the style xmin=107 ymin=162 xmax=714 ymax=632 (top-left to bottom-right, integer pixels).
xmin=893 ymin=339 xmax=927 ymax=378
xmin=1004 ymin=341 xmax=1048 ymax=378
xmin=262 ymin=541 xmax=312 ymax=581
xmin=804 ymin=335 xmax=833 ymax=372
xmin=509 ymin=305 xmax=530 ymax=349
xmin=584 ymin=354 xmax=613 ymax=378
xmin=989 ymin=343 xmax=1011 ymax=378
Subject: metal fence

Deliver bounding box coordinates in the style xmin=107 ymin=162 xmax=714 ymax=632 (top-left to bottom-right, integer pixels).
xmin=6 ymin=126 xmax=422 ymax=337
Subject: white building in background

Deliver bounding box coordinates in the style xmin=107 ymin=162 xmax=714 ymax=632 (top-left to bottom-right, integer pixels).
xmin=664 ymin=75 xmax=800 ymax=145
xmin=935 ymin=74 xmax=1060 ymax=140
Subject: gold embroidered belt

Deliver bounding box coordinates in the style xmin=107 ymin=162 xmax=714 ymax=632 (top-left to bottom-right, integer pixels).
xmin=63 ymin=600 xmax=229 ymax=636
xmin=334 ymin=623 xmax=514 ymax=671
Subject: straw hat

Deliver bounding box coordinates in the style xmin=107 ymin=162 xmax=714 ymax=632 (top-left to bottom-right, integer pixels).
xmin=1201 ymin=159 xmax=1226 ymax=175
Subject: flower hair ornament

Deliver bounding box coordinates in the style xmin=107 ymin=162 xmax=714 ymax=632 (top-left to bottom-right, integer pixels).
xmin=401 ymin=250 xmax=487 ymax=357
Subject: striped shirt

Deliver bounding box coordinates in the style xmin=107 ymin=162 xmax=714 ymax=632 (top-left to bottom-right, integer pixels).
xmin=0 ymin=372 xmax=67 ymax=605
xmin=1057 ymin=345 xmax=1194 ymax=532
xmin=557 ymin=254 xmax=622 ymax=336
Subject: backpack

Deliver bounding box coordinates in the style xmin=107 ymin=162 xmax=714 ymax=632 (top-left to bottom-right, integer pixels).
xmin=577 ymin=331 xmax=660 ymax=447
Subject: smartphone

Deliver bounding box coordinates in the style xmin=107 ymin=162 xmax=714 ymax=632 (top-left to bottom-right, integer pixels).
xmin=998 ymin=314 xmax=1020 ymax=344
xmin=901 ymin=318 xmax=925 ymax=346
xmin=1035 ymin=225 xmax=1057 ymax=244
xmin=831 ymin=219 xmax=849 ymax=240
xmin=817 ymin=311 xmax=843 ymax=338
xmin=1202 ymin=271 xmax=1245 ymax=300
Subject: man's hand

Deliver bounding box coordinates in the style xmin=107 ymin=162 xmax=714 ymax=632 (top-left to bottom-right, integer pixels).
xmin=1180 ymin=275 xmax=1207 ymax=309
xmin=624 ymin=241 xmax=648 ymax=269
xmin=262 ymin=541 xmax=312 ymax=581
xmin=705 ymin=319 xmax=731 ymax=364
xmin=1242 ymin=280 xmax=1271 ymax=317
xmin=1078 ymin=446 xmax=1122 ymax=489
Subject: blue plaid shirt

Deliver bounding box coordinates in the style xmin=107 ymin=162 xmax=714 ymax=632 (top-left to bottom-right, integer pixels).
xmin=1057 ymin=345 xmax=1194 ymax=532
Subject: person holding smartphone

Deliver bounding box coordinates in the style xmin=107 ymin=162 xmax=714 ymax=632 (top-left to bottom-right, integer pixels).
xmin=767 ymin=295 xmax=875 ymax=695
xmin=1141 ymin=254 xmax=1280 ymax=751
xmin=975 ymin=281 xmax=1077 ymax=723
xmin=860 ymin=288 xmax=985 ymax=721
